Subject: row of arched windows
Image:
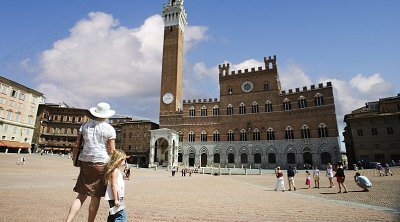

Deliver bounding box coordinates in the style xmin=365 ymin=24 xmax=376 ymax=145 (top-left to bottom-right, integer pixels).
xmin=180 ymin=124 xmax=329 ymax=142
xmin=188 ymin=94 xmax=325 ymax=117
xmin=42 ymin=126 xmax=79 ymax=135
xmin=178 ymin=152 xmax=332 ymax=165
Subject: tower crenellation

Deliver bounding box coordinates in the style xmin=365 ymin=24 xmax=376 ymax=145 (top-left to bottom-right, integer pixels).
xmin=280 ymin=82 xmax=333 ymax=95
xmin=218 ymin=63 xmax=230 ymax=76
xmin=264 ymin=55 xmax=277 ymax=70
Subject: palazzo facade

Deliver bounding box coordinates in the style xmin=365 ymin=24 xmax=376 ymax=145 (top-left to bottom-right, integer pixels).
xmin=150 ymin=0 xmax=341 ymax=169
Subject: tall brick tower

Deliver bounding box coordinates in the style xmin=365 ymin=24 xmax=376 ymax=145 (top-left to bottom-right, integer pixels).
xmin=159 ymin=0 xmax=187 ymax=119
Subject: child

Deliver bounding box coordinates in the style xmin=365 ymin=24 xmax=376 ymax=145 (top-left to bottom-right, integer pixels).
xmin=305 ymin=171 xmax=311 ymax=189
xmin=104 ymin=150 xmax=128 ymax=222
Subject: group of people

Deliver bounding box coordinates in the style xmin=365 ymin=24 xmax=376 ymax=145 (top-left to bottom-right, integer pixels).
xmin=274 ymin=162 xmax=372 ymax=193
xmin=171 ymin=166 xmax=193 ymax=177
xmin=66 ymin=102 xmax=128 ymax=222
xmin=377 ymin=163 xmax=393 ymax=176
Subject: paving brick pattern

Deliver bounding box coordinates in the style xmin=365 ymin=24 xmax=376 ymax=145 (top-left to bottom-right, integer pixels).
xmin=0 ymin=154 xmax=399 ymax=221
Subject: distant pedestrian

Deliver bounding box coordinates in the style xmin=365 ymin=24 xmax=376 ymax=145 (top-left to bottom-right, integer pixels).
xmin=326 ymin=163 xmax=335 ymax=188
xmin=384 ymin=163 xmax=393 ymax=176
xmin=287 ymin=166 xmax=296 ymax=191
xmin=274 ymin=166 xmax=285 ymax=192
xmin=354 ymin=172 xmax=372 ymax=192
xmin=172 ymin=166 xmax=176 ymax=177
xmin=334 ymin=162 xmax=348 ymax=193
xmin=305 ymin=171 xmax=311 ymax=189
xmin=313 ymin=166 xmax=320 ymax=188
xmin=104 ymin=150 xmax=128 ymax=221
xmin=377 ymin=164 xmax=383 ymax=176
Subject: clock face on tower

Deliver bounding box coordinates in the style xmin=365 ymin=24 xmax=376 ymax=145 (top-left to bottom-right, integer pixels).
xmin=162 ymin=92 xmax=174 ymax=104
xmin=241 ymin=81 xmax=254 ymax=93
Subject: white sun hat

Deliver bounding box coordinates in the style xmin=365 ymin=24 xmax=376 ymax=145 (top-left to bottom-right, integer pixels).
xmin=89 ymin=102 xmax=115 ymax=118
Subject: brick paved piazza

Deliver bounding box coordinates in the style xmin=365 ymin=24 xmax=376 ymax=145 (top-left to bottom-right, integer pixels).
xmin=0 ymin=154 xmax=399 ymax=222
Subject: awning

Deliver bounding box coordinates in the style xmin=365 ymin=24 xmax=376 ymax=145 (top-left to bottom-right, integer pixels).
xmin=0 ymin=140 xmax=31 ymax=149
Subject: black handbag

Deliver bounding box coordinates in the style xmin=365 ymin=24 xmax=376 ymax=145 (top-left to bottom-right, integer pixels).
xmin=73 ymin=133 xmax=84 ymax=167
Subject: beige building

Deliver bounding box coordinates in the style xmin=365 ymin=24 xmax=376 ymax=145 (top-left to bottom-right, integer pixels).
xmin=33 ymin=103 xmax=90 ymax=154
xmin=344 ymin=94 xmax=400 ymax=168
xmin=149 ymin=0 xmax=341 ymax=169
xmin=120 ymin=120 xmax=159 ymax=166
xmin=0 ymin=76 xmax=44 ymax=153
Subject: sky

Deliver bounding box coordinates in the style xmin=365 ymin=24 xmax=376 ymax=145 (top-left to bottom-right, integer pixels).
xmin=1 ymin=0 xmax=399 ymax=151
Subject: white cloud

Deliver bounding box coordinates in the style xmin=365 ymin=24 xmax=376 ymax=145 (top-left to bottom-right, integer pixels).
xmin=34 ymin=12 xmax=209 ymax=121
xmin=279 ymin=62 xmax=312 ymax=90
xmin=349 ymin=73 xmax=393 ymax=96
xmin=184 ymin=26 xmax=209 ymax=52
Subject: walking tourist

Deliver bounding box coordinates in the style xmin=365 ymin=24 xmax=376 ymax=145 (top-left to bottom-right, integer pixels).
xmin=354 ymin=172 xmax=372 ymax=192
xmin=384 ymin=163 xmax=393 ymax=176
xmin=326 ymin=163 xmax=335 ymax=188
xmin=377 ymin=163 xmax=383 ymax=176
xmin=66 ymin=102 xmax=116 ymax=222
xmin=274 ymin=166 xmax=285 ymax=192
xmin=287 ymin=166 xmax=296 ymax=191
xmin=104 ymin=150 xmax=128 ymax=221
xmin=313 ymin=166 xmax=320 ymax=188
xmin=334 ymin=162 xmax=348 ymax=193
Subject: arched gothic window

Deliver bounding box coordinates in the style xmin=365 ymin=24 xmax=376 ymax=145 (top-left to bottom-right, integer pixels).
xmin=239 ymin=103 xmax=246 ymax=114
xmin=200 ymin=130 xmax=207 ymax=142
xmin=267 ymin=128 xmax=275 ymax=140
xmin=253 ymin=128 xmax=260 ymax=141
xmin=240 ymin=129 xmax=247 ymax=141
xmin=227 ymin=130 xmax=234 ymax=141
xmin=318 ymin=123 xmax=328 ymax=137
xmin=213 ymin=130 xmax=220 ymax=141
xmin=283 ymin=98 xmax=291 ymax=111
xmin=252 ymin=101 xmax=259 ymax=113
xmin=301 ymin=125 xmax=311 ymax=139
xmin=285 ymin=126 xmax=294 ymax=139
xmin=212 ymin=105 xmax=220 ymax=116
xmin=189 ymin=131 xmax=195 ymax=142
xmin=189 ymin=106 xmax=195 ymax=117
xmin=227 ymin=104 xmax=233 ymax=115
xmin=298 ymin=96 xmax=307 ymax=109
xmin=265 ymin=100 xmax=273 ymax=112
xmin=201 ymin=106 xmax=207 ymax=116
xmin=315 ymin=93 xmax=325 ymax=106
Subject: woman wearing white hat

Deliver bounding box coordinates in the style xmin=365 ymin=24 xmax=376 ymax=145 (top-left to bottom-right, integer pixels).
xmin=66 ymin=102 xmax=116 ymax=222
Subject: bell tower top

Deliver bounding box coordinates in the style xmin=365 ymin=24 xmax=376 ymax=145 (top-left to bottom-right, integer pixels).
xmin=162 ymin=0 xmax=187 ymax=32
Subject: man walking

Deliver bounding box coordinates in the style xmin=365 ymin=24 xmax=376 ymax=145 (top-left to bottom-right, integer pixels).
xmin=287 ymin=166 xmax=296 ymax=191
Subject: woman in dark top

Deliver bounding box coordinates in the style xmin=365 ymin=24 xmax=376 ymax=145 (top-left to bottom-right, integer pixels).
xmin=334 ymin=162 xmax=348 ymax=193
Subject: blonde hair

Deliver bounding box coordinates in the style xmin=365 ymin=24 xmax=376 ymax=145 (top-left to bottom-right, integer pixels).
xmin=105 ymin=150 xmax=127 ymax=184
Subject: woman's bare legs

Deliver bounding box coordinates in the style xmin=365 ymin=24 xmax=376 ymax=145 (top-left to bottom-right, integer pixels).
xmin=66 ymin=194 xmax=87 ymax=222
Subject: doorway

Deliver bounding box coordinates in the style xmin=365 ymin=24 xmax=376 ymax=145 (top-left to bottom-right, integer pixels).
xmin=201 ymin=153 xmax=207 ymax=167
xmin=189 ymin=153 xmax=195 ymax=166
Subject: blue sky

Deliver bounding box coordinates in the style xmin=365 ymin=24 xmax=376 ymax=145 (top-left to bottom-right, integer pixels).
xmin=1 ymin=0 xmax=399 ymax=150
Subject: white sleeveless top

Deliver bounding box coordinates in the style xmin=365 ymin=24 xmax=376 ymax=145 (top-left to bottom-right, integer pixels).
xmin=105 ymin=169 xmax=125 ymax=201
